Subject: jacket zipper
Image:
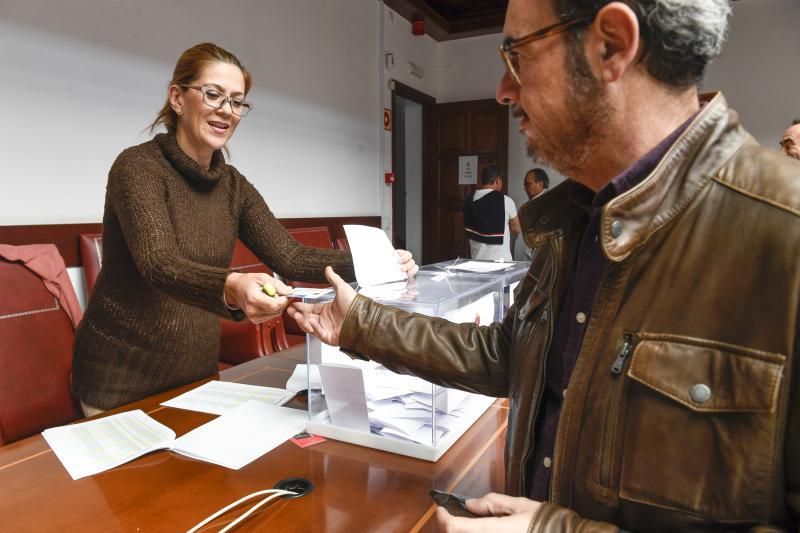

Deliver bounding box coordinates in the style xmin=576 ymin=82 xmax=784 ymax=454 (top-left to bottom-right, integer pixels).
xmin=520 ymin=240 xmax=559 ymax=495
xmin=599 ymin=332 xmax=636 ymax=487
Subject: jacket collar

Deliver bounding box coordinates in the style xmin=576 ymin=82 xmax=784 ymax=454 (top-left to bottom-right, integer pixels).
xmin=519 ymin=92 xmax=753 ymax=261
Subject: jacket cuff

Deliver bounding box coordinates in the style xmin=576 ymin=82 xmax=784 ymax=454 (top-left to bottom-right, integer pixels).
xmin=338 ymin=294 xmax=378 ymax=361
xmin=528 ymin=503 xmax=618 ymax=533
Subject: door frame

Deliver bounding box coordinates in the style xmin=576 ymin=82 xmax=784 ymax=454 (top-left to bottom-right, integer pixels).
xmin=390 ymin=80 xmax=435 ymax=252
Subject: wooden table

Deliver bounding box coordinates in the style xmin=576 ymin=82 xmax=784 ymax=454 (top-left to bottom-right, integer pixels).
xmin=0 ymin=346 xmax=508 ymax=532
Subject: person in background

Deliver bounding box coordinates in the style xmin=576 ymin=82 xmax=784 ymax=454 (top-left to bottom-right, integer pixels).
xmin=524 ymin=168 xmax=550 ymax=200
xmin=780 ymin=118 xmax=800 ymax=160
xmin=71 ymin=42 xmax=417 ymax=416
xmin=515 ymin=168 xmax=550 ymax=260
xmin=464 ymin=165 xmax=521 ymax=261
xmin=288 ymin=0 xmax=800 ymax=530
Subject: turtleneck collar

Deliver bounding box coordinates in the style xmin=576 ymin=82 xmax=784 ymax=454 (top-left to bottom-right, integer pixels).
xmin=155 ymin=132 xmax=227 ymax=187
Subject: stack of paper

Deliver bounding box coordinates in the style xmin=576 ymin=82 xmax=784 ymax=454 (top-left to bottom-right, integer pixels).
xmin=160 ymin=381 xmax=293 ymax=415
xmin=44 ymin=386 xmax=308 ymax=480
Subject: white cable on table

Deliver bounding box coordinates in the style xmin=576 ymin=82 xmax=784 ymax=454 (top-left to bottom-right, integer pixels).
xmin=186 ymin=488 xmax=297 ymax=533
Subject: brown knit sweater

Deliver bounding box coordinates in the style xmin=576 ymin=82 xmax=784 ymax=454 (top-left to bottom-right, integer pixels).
xmin=72 ymin=133 xmax=354 ymax=409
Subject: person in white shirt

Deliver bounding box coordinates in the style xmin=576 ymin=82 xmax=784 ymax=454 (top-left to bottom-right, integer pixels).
xmin=464 ymin=165 xmax=521 ymax=261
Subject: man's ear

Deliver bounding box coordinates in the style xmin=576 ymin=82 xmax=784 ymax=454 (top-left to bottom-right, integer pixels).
xmin=585 ymin=2 xmax=640 ymax=84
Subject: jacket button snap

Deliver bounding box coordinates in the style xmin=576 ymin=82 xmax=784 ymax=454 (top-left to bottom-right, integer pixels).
xmin=610 ymin=220 xmax=623 ymax=238
xmin=689 ymin=384 xmax=712 ymax=404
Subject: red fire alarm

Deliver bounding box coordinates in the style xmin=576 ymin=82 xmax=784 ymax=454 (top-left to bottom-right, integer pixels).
xmin=412 ymin=17 xmax=425 ymax=36
xmin=384 ymin=172 xmax=395 ymax=184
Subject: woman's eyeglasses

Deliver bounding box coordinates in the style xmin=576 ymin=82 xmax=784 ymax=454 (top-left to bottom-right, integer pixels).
xmin=181 ymin=84 xmax=254 ymax=117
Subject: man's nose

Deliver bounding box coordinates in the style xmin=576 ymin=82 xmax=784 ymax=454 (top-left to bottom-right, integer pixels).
xmin=496 ymin=70 xmax=519 ymax=106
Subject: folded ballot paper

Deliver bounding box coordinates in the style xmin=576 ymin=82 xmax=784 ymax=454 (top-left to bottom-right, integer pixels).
xmin=343 ymin=224 xmax=406 ymax=287
xmin=43 ymin=400 xmax=306 ymax=480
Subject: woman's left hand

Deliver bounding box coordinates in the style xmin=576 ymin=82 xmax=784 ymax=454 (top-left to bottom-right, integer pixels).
xmin=396 ymin=249 xmax=418 ymax=278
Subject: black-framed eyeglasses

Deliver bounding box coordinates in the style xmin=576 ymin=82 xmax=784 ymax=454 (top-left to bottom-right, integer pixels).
xmin=181 ymin=84 xmax=254 ymax=117
xmin=499 ymin=14 xmax=595 ymax=85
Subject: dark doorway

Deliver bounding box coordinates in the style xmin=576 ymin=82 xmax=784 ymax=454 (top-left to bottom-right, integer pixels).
xmin=424 ymin=99 xmax=509 ymax=263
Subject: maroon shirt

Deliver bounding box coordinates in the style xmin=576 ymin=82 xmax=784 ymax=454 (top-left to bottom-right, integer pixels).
xmin=528 ymin=116 xmax=696 ymax=500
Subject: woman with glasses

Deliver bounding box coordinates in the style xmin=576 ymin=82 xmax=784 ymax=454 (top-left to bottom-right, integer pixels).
xmin=71 ymin=42 xmax=417 ymax=415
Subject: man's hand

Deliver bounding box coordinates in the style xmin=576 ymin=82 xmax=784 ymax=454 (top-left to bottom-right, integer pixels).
xmin=224 ymin=272 xmax=292 ymax=323
xmin=287 ymin=266 xmax=356 ymax=346
xmin=436 ymin=492 xmax=541 ymax=532
xmin=396 ymin=249 xmax=419 ymax=278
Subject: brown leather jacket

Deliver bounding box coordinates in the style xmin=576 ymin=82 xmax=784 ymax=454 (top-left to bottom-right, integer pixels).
xmin=338 ymin=93 xmax=800 ymax=531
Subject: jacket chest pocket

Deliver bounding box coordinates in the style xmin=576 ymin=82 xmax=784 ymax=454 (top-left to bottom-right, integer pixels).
xmin=614 ymin=334 xmax=784 ymax=523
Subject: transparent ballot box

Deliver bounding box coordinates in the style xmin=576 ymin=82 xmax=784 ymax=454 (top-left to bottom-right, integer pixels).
xmin=419 ymin=259 xmax=530 ymax=310
xmin=304 ymin=272 xmax=503 ymax=462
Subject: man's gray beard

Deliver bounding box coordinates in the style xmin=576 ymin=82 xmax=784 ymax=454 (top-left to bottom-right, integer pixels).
xmin=522 ymin=36 xmax=612 ymax=179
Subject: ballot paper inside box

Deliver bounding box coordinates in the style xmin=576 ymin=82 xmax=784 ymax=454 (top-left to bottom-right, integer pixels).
xmin=304 ymin=272 xmax=503 ymax=462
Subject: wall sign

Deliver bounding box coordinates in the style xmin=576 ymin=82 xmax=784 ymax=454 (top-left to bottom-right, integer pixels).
xmin=458 ymin=155 xmax=478 ymax=185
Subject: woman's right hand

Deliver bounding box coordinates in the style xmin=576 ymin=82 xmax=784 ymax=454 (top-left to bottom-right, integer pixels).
xmin=224 ymin=272 xmax=292 ymax=323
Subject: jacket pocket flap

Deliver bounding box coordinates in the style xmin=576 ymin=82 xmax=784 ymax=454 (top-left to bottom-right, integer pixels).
xmin=627 ymin=336 xmax=784 ymax=413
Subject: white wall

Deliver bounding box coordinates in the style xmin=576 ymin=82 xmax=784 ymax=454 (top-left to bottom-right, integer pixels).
xmin=383 ymin=15 xmax=565 ymax=212
xmin=437 ymin=33 xmax=504 ymax=104
xmin=2 ymin=0 xmax=797 ymax=229
xmin=382 ymin=7 xmax=439 ymax=100
xmin=0 ymin=0 xmax=381 ymax=225
xmin=702 ymin=0 xmax=800 ymax=148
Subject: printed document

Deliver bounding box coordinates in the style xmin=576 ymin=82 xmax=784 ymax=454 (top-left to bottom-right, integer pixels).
xmin=43 ymin=402 xmax=307 ymax=480
xmin=160 ymin=380 xmax=293 ymax=415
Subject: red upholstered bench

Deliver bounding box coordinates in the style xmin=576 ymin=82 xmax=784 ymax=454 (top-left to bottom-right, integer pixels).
xmin=0 ymin=251 xmax=83 ymax=445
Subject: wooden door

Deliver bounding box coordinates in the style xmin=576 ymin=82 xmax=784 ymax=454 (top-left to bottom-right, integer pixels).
xmin=423 ymin=99 xmax=509 ymax=263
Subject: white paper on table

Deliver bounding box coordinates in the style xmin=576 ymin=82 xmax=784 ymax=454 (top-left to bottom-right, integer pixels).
xmin=448 ymin=260 xmax=513 ymax=273
xmin=160 ymin=381 xmax=293 ymax=415
xmin=170 ymin=401 xmax=307 ymax=470
xmin=344 ymin=225 xmax=405 ymax=287
xmin=43 ymin=410 xmax=176 ymax=480
xmin=285 ymin=363 xmax=322 ymax=394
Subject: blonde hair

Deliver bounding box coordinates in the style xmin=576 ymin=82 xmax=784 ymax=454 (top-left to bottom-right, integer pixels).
xmin=148 ymin=42 xmax=252 ymax=134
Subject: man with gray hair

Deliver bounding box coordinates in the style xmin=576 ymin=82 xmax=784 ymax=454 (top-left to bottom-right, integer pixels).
xmin=289 ymin=0 xmax=800 ymax=530
xmin=780 ymin=118 xmax=800 ymax=160
xmin=516 ymin=168 xmax=551 ymax=259
xmin=524 ymin=168 xmax=550 ymax=201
